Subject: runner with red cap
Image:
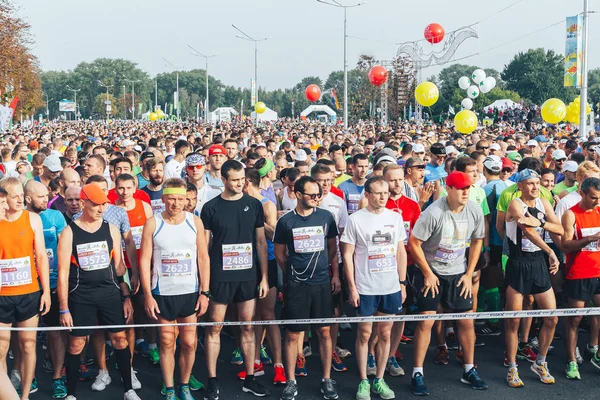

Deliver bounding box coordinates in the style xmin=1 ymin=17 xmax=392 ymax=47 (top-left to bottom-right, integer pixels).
xmin=205 ymin=144 xmax=226 ymax=189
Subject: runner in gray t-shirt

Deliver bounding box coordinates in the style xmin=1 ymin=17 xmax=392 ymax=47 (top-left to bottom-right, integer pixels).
xmin=407 ymin=171 xmax=487 ymax=396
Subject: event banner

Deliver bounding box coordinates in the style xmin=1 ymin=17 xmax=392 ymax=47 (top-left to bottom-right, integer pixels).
xmin=58 ymin=100 xmax=75 ymax=112
xmin=564 ymin=15 xmax=583 ymax=87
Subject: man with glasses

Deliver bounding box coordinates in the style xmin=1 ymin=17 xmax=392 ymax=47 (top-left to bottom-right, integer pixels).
xmin=275 ymin=176 xmax=339 ymax=400
xmin=551 ymin=149 xmax=567 ymax=183
xmin=475 ymin=140 xmax=490 ymax=156
xmin=184 ymin=154 xmax=221 ymax=215
xmin=424 ymin=143 xmax=447 ymax=186
xmin=553 ymin=160 xmax=578 ymax=198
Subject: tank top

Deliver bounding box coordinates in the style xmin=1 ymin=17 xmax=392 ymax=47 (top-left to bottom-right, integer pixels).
xmin=506 ymin=197 xmax=546 ymax=260
xmin=281 ymin=187 xmax=297 ymax=211
xmin=141 ymin=186 xmax=165 ymax=215
xmin=125 ymin=199 xmax=147 ymax=269
xmin=151 ymin=212 xmax=199 ymax=296
xmin=261 ymin=186 xmax=277 ymax=208
xmin=0 ymin=211 xmax=40 ymax=296
xmin=566 ymin=203 xmax=600 ymax=280
xmin=260 ymin=198 xmax=275 ymax=260
xmin=69 ymin=221 xmax=119 ymax=301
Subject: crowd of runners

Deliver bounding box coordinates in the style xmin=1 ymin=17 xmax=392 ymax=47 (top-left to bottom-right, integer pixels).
xmin=0 ymin=117 xmax=599 ymax=400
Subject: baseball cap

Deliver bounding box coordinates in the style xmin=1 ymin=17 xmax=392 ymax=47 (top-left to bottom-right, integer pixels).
xmin=43 ymin=155 xmax=63 ymax=172
xmin=133 ymin=145 xmax=143 ymax=152
xmin=526 ymin=140 xmax=538 ymax=147
xmin=562 ymin=160 xmax=578 ymax=173
xmin=376 ymin=155 xmax=396 ymax=165
xmin=431 ymin=143 xmax=446 ymax=156
xmin=552 ymin=149 xmax=567 ymax=160
xmin=517 ymin=169 xmax=540 ymax=182
xmin=445 ymin=146 xmax=458 ymax=155
xmin=560 ymin=139 xmax=568 ymax=144
xmin=208 ymin=144 xmax=226 ymax=156
xmin=404 ymin=157 xmax=426 ymax=169
xmin=374 ymin=141 xmax=385 ymax=149
xmin=490 ymin=143 xmax=501 ymax=151
xmin=483 ymin=155 xmax=502 ymax=172
xmin=140 ymin=152 xmax=155 ymax=162
xmin=501 ymin=157 xmax=514 ymax=170
xmin=294 ymin=149 xmax=308 ymax=162
xmin=186 ymin=153 xmax=206 ymax=166
xmin=535 ymin=135 xmax=549 ymax=143
xmin=507 ymin=152 xmax=522 ymax=162
xmin=412 ymin=143 xmax=425 ymax=153
xmin=122 ymin=139 xmax=134 ymax=147
xmin=80 ymin=184 xmax=109 ymax=205
xmin=446 ymin=171 xmax=471 ymax=189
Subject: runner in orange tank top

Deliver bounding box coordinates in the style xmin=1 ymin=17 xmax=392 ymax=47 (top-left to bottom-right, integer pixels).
xmin=561 ymin=177 xmax=600 ymax=378
xmin=0 ymin=177 xmax=51 ymax=400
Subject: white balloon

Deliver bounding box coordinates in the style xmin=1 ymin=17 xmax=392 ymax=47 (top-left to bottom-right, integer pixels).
xmin=487 ymin=76 xmax=497 ymax=89
xmin=479 ymin=78 xmax=493 ymax=94
xmin=471 ymin=69 xmax=486 ymax=84
xmin=461 ymin=98 xmax=473 ymax=110
xmin=467 ymin=85 xmax=480 ymax=99
xmin=458 ymin=76 xmax=471 ymax=90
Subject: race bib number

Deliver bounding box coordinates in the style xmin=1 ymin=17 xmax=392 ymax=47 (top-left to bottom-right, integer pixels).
xmin=0 ymin=256 xmax=33 ymax=286
xmin=77 ymin=241 xmax=111 ymax=271
xmin=46 ymin=249 xmax=55 ymax=269
xmin=368 ymin=244 xmax=397 ymax=274
xmin=434 ymin=243 xmax=466 ymax=263
xmin=403 ymin=221 xmax=410 ymax=245
xmin=131 ymin=226 xmax=143 ymax=250
xmin=522 ymin=227 xmax=543 ymax=252
xmin=434 ymin=219 xmax=467 ymax=264
xmin=347 ymin=194 xmax=361 ymax=214
xmin=222 ymin=243 xmax=253 ymax=271
xmin=581 ymin=227 xmax=600 ymax=252
xmin=151 ymin=199 xmax=165 ymax=215
xmin=160 ymin=250 xmax=193 ymax=276
xmin=544 ymin=230 xmax=553 ymax=244
xmin=293 ymin=226 xmax=325 ymax=253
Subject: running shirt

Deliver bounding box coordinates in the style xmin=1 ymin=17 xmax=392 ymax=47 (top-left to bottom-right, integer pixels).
xmin=48 ymin=195 xmax=67 ymax=214
xmin=411 ymin=197 xmax=485 ymax=276
xmin=107 ymin=188 xmax=150 ymax=205
xmin=41 ymin=209 xmax=67 ymax=290
xmin=0 ymin=211 xmax=40 ymax=296
xmin=555 ymin=191 xmax=582 ymax=223
xmin=553 ymin=181 xmax=577 ymax=196
xmin=340 ymin=208 xmax=406 ymax=295
xmin=260 ymin=197 xmax=275 ymax=261
xmin=274 ymin=208 xmax=338 ymax=285
xmin=424 ymin=163 xmax=447 ymax=184
xmin=280 ymin=187 xmax=297 ymax=211
xmin=565 ymin=203 xmax=600 ymax=280
xmin=73 ymin=204 xmax=130 ymax=235
xmin=68 ymin=221 xmax=120 ymax=302
xmin=204 ymin=172 xmax=224 ymax=189
xmin=496 ymin=184 xmax=554 ymax=213
xmin=137 ymin=172 xmax=149 ymax=189
xmin=124 ymin=199 xmax=147 ymax=268
xmin=386 ymin=195 xmax=421 ymax=266
xmin=164 ymin=158 xmax=185 ymax=179
xmin=141 ymin=186 xmax=165 ymax=215
xmin=261 ymin=186 xmax=277 ymax=208
xmin=506 ymin=197 xmax=546 ymax=259
xmin=151 ymin=212 xmax=199 ymax=296
xmin=484 ymin=179 xmax=508 ymax=247
xmin=193 ymin=185 xmax=221 ymax=216
xmin=201 ymin=194 xmax=265 ymax=283
xmin=338 ymin=179 xmax=364 ymax=215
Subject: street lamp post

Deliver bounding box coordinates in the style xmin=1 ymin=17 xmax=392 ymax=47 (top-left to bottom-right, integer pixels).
xmin=232 ymin=24 xmax=270 ymax=112
xmin=317 ymin=0 xmax=365 ymax=130
xmin=580 ymin=0 xmax=590 ymax=139
xmin=43 ymin=94 xmax=53 ymax=119
xmin=162 ymin=58 xmax=181 ymax=121
xmin=188 ymin=45 xmax=217 ymax=123
xmin=123 ymin=75 xmax=141 ymax=120
xmin=66 ymin=85 xmax=81 ymax=121
xmin=97 ymin=80 xmax=114 ymax=121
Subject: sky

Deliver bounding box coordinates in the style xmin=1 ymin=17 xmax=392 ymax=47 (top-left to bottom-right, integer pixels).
xmin=19 ymin=0 xmax=600 ymax=91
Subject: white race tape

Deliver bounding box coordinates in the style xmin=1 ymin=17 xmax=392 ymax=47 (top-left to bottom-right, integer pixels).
xmin=2 ymin=307 xmax=600 ymax=331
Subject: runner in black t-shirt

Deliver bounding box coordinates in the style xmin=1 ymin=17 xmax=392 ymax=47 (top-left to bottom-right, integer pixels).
xmin=274 ymin=176 xmax=339 ymax=400
xmin=201 ymin=160 xmax=270 ymax=399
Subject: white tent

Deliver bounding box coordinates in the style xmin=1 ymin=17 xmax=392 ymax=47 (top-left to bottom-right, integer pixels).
xmin=485 ymin=99 xmax=521 ymax=111
xmin=251 ymin=106 xmax=278 ymax=122
xmin=208 ymin=107 xmax=238 ymax=123
xmin=300 ymin=104 xmax=336 ymax=118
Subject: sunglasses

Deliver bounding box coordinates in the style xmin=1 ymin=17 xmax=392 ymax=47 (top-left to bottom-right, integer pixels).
xmin=555 ymin=159 xmax=566 ymax=163
xmin=478 ymin=146 xmax=489 ymax=150
xmin=187 ymin=165 xmax=204 ymax=170
xmin=301 ymin=193 xmax=322 ymax=200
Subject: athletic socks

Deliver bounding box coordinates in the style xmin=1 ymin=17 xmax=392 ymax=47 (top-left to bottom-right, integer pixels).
xmin=536 ymin=354 xmax=546 ymax=366
xmin=485 ymin=288 xmax=501 ymax=324
xmin=66 ymin=352 xmax=80 ymax=395
xmin=477 ymin=289 xmax=486 ymax=313
xmin=115 ymin=347 xmax=133 ymax=391
xmin=412 ymin=367 xmax=424 ymax=378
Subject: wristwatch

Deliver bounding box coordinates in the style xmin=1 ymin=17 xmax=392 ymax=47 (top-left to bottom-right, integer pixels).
xmin=200 ymin=290 xmax=212 ymax=298
xmin=399 ymin=280 xmax=408 ymax=285
xmin=539 ymin=217 xmax=547 ymax=228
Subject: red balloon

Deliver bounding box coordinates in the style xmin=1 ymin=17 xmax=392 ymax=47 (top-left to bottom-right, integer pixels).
xmin=424 ymin=23 xmax=445 ymax=44
xmin=305 ymin=84 xmax=321 ymax=102
xmin=368 ymin=65 xmax=388 ymax=87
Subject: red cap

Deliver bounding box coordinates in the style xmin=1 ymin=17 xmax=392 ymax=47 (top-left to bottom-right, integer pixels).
xmin=446 ymin=171 xmax=471 ymax=190
xmin=208 ymin=144 xmax=226 ymax=156
xmin=501 ymin=157 xmax=514 ymax=169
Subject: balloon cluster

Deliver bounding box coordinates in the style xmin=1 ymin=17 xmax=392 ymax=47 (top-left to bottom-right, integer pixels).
xmin=149 ymin=109 xmax=165 ymax=121
xmin=540 ymin=96 xmax=593 ymax=125
xmin=457 ymin=69 xmax=497 ymax=110
xmin=564 ymin=96 xmax=592 ymax=124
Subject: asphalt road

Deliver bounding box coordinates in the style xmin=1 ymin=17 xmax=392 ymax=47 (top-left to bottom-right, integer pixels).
xmin=17 ymin=319 xmax=600 ymax=400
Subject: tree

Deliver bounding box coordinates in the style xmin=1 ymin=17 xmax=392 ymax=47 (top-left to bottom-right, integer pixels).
xmin=501 ymin=48 xmax=577 ymax=104
xmin=92 ymin=93 xmax=118 ymax=119
xmin=588 ymin=68 xmax=600 ymax=106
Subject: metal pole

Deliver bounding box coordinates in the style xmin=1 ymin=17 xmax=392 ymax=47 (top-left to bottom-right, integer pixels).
xmin=155 ymin=79 xmax=158 ymax=110
xmin=123 ymin=85 xmax=127 ymax=120
xmin=580 ymin=0 xmax=589 ymax=139
xmin=132 ymin=82 xmax=135 ymax=120
xmin=74 ymin=90 xmax=77 ymax=121
xmin=255 ymin=41 xmax=259 ymax=104
xmin=206 ymin=58 xmax=209 ymax=120
xmin=176 ymin=71 xmax=180 ymax=121
xmin=343 ymin=7 xmax=348 ymax=129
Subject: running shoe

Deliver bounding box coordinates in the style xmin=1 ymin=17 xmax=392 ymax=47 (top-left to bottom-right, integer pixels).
xmin=506 ymin=367 xmax=524 ymax=388
xmin=320 ymin=378 xmax=338 ymax=400
xmin=273 ymin=364 xmax=286 ymax=386
xmin=585 ymin=344 xmax=599 ymax=361
xmin=295 ymin=355 xmax=307 ymax=377
xmin=79 ymin=364 xmax=93 ymax=381
xmin=371 ymin=378 xmax=394 ymax=399
xmin=446 ymin=332 xmax=459 ymax=350
xmin=242 ymin=377 xmax=270 ymax=397
xmin=231 ymin=347 xmax=243 ymax=365
xmin=516 ymin=344 xmax=537 ymax=362
xmin=386 ymin=356 xmax=405 ymax=376
xmin=565 ymin=361 xmax=581 ymax=380
xmin=135 ymin=340 xmax=150 ymax=358
xmin=124 ymin=389 xmax=141 ymax=400
xmin=281 ymin=380 xmax=298 ymax=400
xmin=52 ymin=378 xmax=68 ymax=399
xmin=10 ymin=369 xmax=20 ymax=389
xmin=367 ymin=353 xmax=376 ymax=376
xmin=400 ymin=334 xmax=412 ymax=345
xmin=17 ymin=378 xmax=39 ymax=396
xmin=411 ymin=372 xmax=430 ymax=396
xmin=575 ymin=347 xmax=584 ymax=365
xmin=529 ymin=337 xmax=554 ymax=353
xmin=91 ymin=369 xmax=112 ymax=391
xmin=474 ymin=337 xmax=485 ymax=347
xmin=356 ymin=379 xmax=370 ymax=400
xmin=204 ymin=379 xmax=220 ymax=400
xmin=131 ymin=368 xmax=141 ymax=390
xmin=237 ymin=363 xmax=265 ymax=380
xmin=591 ymin=352 xmax=600 ymax=370
xmin=302 ymin=343 xmax=312 ymax=357
xmin=332 ymin=351 xmax=347 ymax=372
xmin=149 ymin=347 xmax=160 ymax=365
xmin=165 ymin=388 xmax=177 ymax=400
xmin=475 ymin=323 xmax=501 ymax=336
xmin=434 ymin=347 xmax=449 ymax=365
xmin=530 ymin=362 xmax=555 ymax=384
xmin=190 ymin=374 xmax=204 ymax=391
xmin=260 ymin=345 xmax=272 ymax=365
xmin=179 ymin=385 xmax=195 ymax=400
xmin=335 ymin=346 xmax=352 ymax=359
xmin=461 ymin=367 xmax=488 ymax=390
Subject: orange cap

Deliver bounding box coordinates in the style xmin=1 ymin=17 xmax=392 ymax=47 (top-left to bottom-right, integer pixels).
xmin=80 ymin=184 xmax=109 ymax=205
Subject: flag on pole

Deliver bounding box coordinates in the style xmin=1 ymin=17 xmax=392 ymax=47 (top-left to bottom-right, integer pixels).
xmin=330 ymin=89 xmax=340 ymax=110
xmin=199 ymin=100 xmax=204 ymax=111
xmin=169 ymin=103 xmax=173 ymax=116
xmin=448 ymin=105 xmax=456 ymax=115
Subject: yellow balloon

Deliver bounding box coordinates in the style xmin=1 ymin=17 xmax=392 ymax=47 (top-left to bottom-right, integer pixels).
xmin=454 ymin=110 xmax=478 ymax=134
xmin=541 ymin=98 xmax=567 ymax=124
xmin=586 ymin=103 xmax=592 ymax=115
xmin=414 ymin=82 xmax=439 ymax=107
xmin=157 ymin=110 xmax=164 ymax=118
xmin=149 ymin=112 xmax=158 ymax=121
xmin=255 ymin=102 xmax=267 ymax=114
